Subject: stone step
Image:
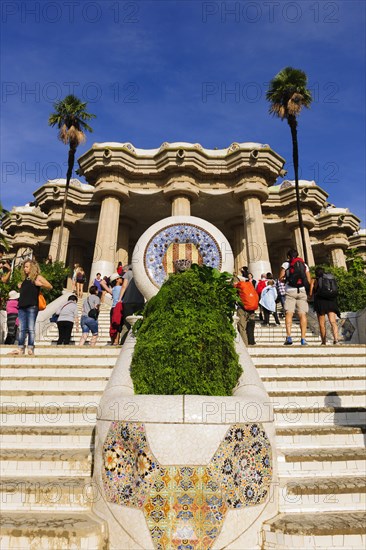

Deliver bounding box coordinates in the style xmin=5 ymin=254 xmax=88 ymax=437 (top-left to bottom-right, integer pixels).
xmin=0 ymin=476 xmax=97 ymax=511
xmin=0 ymin=368 xmax=113 ymax=378
xmin=278 ymin=447 xmax=366 ymax=476
xmin=0 ymin=378 xmax=110 ymax=391
xmin=274 ymin=406 xmax=366 ymax=425
xmin=253 ymin=355 xmax=366 ymax=366
xmin=1 ymin=404 xmax=98 ymax=426
xmin=262 ymin=376 xmax=366 ymax=391
xmin=0 ymin=511 xmax=108 ymax=550
xmin=279 ymin=476 xmax=366 ymax=512
xmin=258 ymin=366 xmax=365 ymax=378
xmin=0 ymin=390 xmax=104 ymax=408
xmin=249 ymin=346 xmax=365 ymax=356
xmin=0 ymin=356 xmax=117 ymax=366
xmin=0 ymin=346 xmax=120 ymax=357
xmin=0 ymin=425 xmax=94 ymax=448
xmin=0 ymin=448 xmax=92 ymax=477
xmin=269 ymin=390 xmax=366 ymax=408
xmin=262 ymin=511 xmax=366 ymax=549
xmin=275 ymin=425 xmax=366 ymax=448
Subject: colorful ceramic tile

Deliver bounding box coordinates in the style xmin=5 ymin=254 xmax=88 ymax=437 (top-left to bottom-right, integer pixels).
xmin=144 ymin=223 xmax=222 ymax=287
xmin=101 ymin=422 xmax=272 ymax=549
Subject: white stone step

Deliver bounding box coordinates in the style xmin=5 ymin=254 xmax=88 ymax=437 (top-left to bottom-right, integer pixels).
xmin=0 ymin=378 xmax=110 ymax=391
xmin=249 ymin=346 xmax=365 ymax=356
xmin=262 ymin=376 xmax=366 ymax=391
xmin=269 ymin=390 xmax=366 ymax=408
xmin=262 ymin=511 xmax=366 ymax=550
xmin=0 ymin=424 xmax=94 ymax=448
xmin=253 ymin=354 xmax=366 ymax=366
xmin=0 ymin=476 xmax=98 ymax=511
xmin=0 ymin=355 xmax=117 ymax=366
xmin=0 ymin=391 xmax=104 ymax=407
xmin=0 ymin=346 xmax=120 ymax=357
xmin=0 ymin=511 xmax=109 ymax=550
xmin=0 ymin=367 xmax=113 ymax=378
xmin=274 ymin=405 xmax=366 ymax=425
xmin=277 ymin=447 xmax=366 ymax=476
xmin=0 ymin=448 xmax=92 ymax=477
xmin=275 ymin=424 xmax=366 ymax=448
xmin=1 ymin=405 xmax=98 ymax=426
xmin=278 ymin=475 xmax=366 ymax=513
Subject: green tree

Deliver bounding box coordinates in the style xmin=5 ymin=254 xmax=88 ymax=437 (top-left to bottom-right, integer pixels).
xmin=48 ymin=95 xmax=95 ymax=262
xmin=266 ymin=67 xmax=312 ymax=264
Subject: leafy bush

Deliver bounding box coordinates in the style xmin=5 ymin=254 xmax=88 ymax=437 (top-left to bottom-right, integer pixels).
xmin=311 ymin=260 xmax=366 ymax=313
xmin=130 ymin=264 xmax=241 ymax=396
xmin=0 ymin=261 xmax=70 ymax=309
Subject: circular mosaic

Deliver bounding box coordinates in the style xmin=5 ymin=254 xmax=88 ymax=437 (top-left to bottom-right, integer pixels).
xmin=144 ymin=223 xmax=222 ymax=288
xmin=132 ymin=216 xmax=234 ymax=300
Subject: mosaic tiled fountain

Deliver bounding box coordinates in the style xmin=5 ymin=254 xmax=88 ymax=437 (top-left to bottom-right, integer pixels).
xmin=93 ymin=216 xmax=278 ymax=549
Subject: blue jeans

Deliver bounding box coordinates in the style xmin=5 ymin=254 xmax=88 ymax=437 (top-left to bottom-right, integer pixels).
xmin=80 ymin=315 xmax=98 ymax=335
xmin=18 ymin=306 xmax=38 ymax=349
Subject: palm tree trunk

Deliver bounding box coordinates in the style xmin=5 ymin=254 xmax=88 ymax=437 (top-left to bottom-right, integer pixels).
xmin=288 ymin=115 xmax=308 ymax=265
xmin=56 ymin=145 xmax=76 ymax=262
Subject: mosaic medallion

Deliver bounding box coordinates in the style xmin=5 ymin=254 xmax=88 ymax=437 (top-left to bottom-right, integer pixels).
xmin=102 ymin=422 xmax=272 ymax=549
xmin=144 ymin=224 xmax=222 ymax=288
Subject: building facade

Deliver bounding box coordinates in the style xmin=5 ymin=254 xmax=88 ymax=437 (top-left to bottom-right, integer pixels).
xmin=2 ymin=141 xmax=363 ymax=282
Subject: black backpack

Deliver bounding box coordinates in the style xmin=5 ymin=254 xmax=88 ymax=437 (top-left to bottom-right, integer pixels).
xmin=316 ymin=273 xmax=338 ymax=299
xmin=286 ymin=257 xmax=310 ymax=292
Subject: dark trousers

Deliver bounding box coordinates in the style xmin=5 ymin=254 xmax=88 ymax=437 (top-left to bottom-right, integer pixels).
xmin=5 ymin=313 xmax=18 ymax=345
xmin=262 ymin=307 xmax=280 ymax=325
xmin=57 ymin=321 xmax=73 ymax=345
xmin=120 ymin=302 xmax=144 ymax=344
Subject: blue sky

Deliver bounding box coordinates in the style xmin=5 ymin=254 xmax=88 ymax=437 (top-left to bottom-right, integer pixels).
xmin=1 ymin=0 xmax=365 ymax=225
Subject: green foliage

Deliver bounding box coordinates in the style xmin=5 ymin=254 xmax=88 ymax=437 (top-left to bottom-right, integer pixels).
xmin=346 ymin=248 xmax=365 ymax=275
xmin=130 ymin=265 xmax=242 ymax=396
xmin=311 ymin=262 xmax=366 ymax=313
xmin=0 ymin=262 xmax=70 ymax=310
xmin=38 ymin=261 xmax=71 ymax=303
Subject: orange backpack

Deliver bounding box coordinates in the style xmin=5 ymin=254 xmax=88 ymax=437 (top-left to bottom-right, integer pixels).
xmin=235 ymin=281 xmax=259 ymax=311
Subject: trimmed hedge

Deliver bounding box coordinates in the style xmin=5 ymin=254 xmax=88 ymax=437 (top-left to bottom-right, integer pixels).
xmin=130 ymin=265 xmax=241 ymax=396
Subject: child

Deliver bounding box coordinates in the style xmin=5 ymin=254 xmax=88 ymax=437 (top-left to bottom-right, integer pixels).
xmin=259 ymin=280 xmax=280 ymax=326
xmin=5 ymin=290 xmax=20 ymax=345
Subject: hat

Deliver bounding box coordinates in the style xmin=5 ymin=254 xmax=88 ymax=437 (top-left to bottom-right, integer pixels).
xmin=109 ymin=272 xmax=122 ymax=283
xmin=9 ymin=290 xmax=20 ymax=300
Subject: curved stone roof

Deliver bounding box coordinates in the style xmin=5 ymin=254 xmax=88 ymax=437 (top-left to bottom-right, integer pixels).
xmin=93 ymin=141 xmax=271 ymax=158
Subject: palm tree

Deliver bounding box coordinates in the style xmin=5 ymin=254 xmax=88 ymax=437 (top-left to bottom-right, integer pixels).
xmin=0 ymin=203 xmax=9 ymax=251
xmin=266 ymin=67 xmax=312 ymax=264
xmin=48 ymin=95 xmax=96 ymax=262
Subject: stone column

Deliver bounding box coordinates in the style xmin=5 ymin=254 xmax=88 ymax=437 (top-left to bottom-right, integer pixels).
xmin=292 ymin=226 xmax=315 ymax=266
xmin=163 ymin=180 xmax=199 ymax=217
xmin=48 ymin=225 xmax=70 ymax=264
xmin=171 ymin=195 xmax=191 ymax=216
xmin=329 ymin=247 xmax=347 ymax=269
xmin=242 ymin=196 xmax=271 ymax=280
xmin=117 ymin=223 xmax=130 ymax=267
xmin=233 ymin=223 xmax=247 ymax=275
xmin=90 ymin=196 xmax=121 ymax=282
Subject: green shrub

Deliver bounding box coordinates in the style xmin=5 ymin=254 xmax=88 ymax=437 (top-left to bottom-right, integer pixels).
xmin=0 ymin=261 xmax=70 ymax=309
xmin=130 ymin=264 xmax=242 ymax=396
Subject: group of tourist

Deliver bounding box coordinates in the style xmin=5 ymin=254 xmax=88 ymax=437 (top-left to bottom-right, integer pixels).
xmin=3 ymin=258 xmax=145 ymax=353
xmin=2 ymin=249 xmax=341 ymax=353
xmin=236 ymin=248 xmax=340 ymax=346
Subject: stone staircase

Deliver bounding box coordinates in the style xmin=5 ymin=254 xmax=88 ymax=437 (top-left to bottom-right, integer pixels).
xmin=0 ymin=303 xmax=365 ymax=549
xmin=248 ymin=344 xmax=366 ymax=549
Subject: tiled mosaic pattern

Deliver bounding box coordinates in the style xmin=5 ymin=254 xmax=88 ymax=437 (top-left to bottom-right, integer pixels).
xmin=102 ymin=422 xmax=272 ymax=549
xmin=144 ymin=224 xmax=222 ymax=287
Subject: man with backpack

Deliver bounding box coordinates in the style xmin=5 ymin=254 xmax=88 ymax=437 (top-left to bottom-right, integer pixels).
xmin=235 ymin=268 xmax=259 ymax=346
xmin=278 ymin=249 xmax=311 ymax=345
